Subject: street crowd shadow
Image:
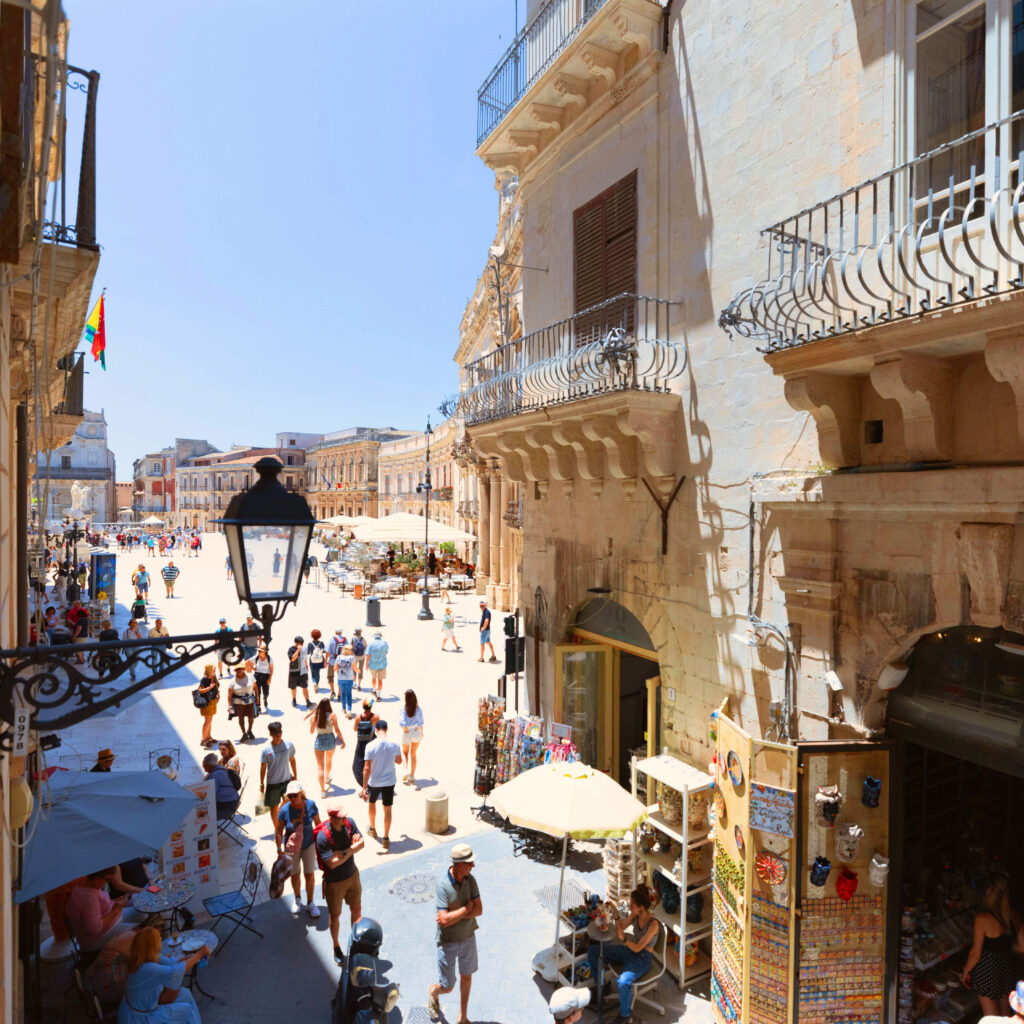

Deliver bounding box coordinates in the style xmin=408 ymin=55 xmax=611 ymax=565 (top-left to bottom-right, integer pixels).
xmin=375 ymin=834 xmax=422 ymax=856
xmin=410 ymin=777 xmax=438 ymax=791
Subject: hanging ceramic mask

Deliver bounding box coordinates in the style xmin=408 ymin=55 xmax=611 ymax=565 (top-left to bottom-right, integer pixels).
xmin=836 ymin=867 xmax=859 ymax=901
xmin=862 ymin=777 xmax=882 ymax=808
xmin=869 ymin=852 xmax=890 ymax=887
xmin=809 ymin=855 xmax=831 ymax=887
xmin=835 ymin=822 xmax=865 ymax=863
xmin=815 ymin=785 xmax=842 ymax=827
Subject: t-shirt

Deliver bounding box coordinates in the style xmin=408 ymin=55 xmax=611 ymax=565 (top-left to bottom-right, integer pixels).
xmin=98 ymin=627 xmax=118 ymax=642
xmin=161 ymin=565 xmax=180 ymax=582
xmin=206 ymin=767 xmax=237 ymax=805
xmin=364 ymin=736 xmax=401 ymax=787
xmin=66 ymin=885 xmax=116 ymax=952
xmin=277 ymin=797 xmax=318 ymax=850
xmin=252 ymin=655 xmax=273 ymax=675
xmin=260 ymin=740 xmax=295 ymax=785
xmin=287 ymin=645 xmax=307 ymax=677
xmin=436 ymin=869 xmax=480 ymax=945
xmin=149 ymin=625 xmax=169 ymax=638
xmin=399 ymin=707 xmax=424 ymax=731
xmin=335 ymin=655 xmax=354 ymax=681
xmin=134 ymin=571 xmax=149 ymax=586
xmin=480 ymin=607 xmax=491 ymax=630
xmin=366 ymin=638 xmax=389 ymax=670
xmin=316 ymin=818 xmax=361 ymax=883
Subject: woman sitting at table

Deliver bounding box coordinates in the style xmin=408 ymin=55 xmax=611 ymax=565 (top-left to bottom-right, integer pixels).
xmin=82 ymin=928 xmax=134 ymax=1009
xmin=118 ymin=926 xmax=208 ymax=1023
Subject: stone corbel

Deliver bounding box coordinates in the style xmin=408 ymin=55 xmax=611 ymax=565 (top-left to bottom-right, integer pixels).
xmin=553 ymin=74 xmax=589 ymax=111
xmin=985 ymin=334 xmax=1024 ymax=446
xmin=610 ymin=1 xmax=662 ymax=59
xmin=530 ymin=103 xmax=564 ymax=132
xmin=508 ymin=130 xmax=542 ymax=162
xmin=581 ymin=414 xmax=638 ymax=492
xmin=482 ymin=151 xmax=524 ymax=177
xmin=869 ymin=356 xmax=953 ymax=461
xmin=784 ymin=372 xmax=861 ymax=468
xmin=616 ymin=402 xmax=682 ymax=495
xmin=493 ymin=433 xmax=530 ymax=484
xmin=580 ymin=43 xmax=620 ymax=87
xmin=525 ymin=426 xmax=574 ymax=483
xmin=551 ymin=421 xmax=605 ymax=491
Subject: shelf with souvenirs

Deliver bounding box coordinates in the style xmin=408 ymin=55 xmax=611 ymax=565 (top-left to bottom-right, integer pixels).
xmin=631 ymin=753 xmax=714 ymax=990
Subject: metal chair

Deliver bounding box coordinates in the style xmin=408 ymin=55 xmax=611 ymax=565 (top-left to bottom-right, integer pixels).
xmin=149 ymin=747 xmax=180 ymax=781
xmin=202 ymin=849 xmax=263 ymax=954
xmin=607 ymin=922 xmax=668 ymax=1015
xmin=216 ymin=765 xmax=247 ymax=846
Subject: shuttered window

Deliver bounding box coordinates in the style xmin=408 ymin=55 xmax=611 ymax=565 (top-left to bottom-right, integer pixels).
xmin=573 ymin=170 xmax=637 ymax=343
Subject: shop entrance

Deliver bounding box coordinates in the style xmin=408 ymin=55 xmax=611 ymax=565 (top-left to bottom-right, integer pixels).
xmin=887 ymin=625 xmax=1024 ymax=1021
xmin=554 ymin=599 xmax=659 ymax=784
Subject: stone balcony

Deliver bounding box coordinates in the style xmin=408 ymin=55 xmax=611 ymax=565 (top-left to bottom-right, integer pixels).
xmin=476 ymin=0 xmax=663 ymax=177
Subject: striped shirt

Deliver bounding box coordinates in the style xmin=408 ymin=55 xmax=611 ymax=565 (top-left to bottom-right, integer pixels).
xmin=161 ymin=565 xmax=180 ymax=582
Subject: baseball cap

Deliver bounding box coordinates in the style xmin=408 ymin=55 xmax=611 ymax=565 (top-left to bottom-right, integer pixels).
xmin=549 ymin=987 xmax=590 ymax=1019
xmin=451 ymin=843 xmax=474 ymax=863
xmin=373 ymin=631 xmax=382 ymax=637
xmin=218 ymin=617 xmax=226 ymax=623
xmin=285 ymin=781 xmax=303 ymax=796
xmin=327 ymin=802 xmax=346 ymax=818
xmin=335 ymin=628 xmax=344 ymax=634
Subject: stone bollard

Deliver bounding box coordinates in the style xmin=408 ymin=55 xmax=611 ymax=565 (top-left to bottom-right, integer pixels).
xmin=425 ymin=789 xmax=449 ymax=835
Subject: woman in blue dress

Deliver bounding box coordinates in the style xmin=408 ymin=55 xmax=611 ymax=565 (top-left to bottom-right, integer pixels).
xmin=118 ymin=926 xmax=209 ymax=1024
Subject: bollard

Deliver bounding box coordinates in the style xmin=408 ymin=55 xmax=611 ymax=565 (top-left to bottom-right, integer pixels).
xmin=425 ymin=789 xmax=449 ymax=835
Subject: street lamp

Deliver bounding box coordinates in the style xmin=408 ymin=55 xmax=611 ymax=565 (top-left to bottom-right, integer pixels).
xmin=415 ymin=417 xmax=434 ymax=621
xmin=0 ymin=458 xmax=316 ymax=744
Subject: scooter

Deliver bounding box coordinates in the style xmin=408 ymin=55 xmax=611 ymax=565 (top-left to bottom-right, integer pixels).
xmin=331 ymin=917 xmax=400 ymax=1024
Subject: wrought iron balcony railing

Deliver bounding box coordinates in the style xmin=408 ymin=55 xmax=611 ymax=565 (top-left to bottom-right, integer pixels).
xmin=720 ymin=109 xmax=1024 ymax=353
xmin=34 ymin=465 xmax=109 ymax=481
xmin=459 ymin=293 xmax=684 ymax=426
xmin=477 ymin=0 xmax=607 ymax=145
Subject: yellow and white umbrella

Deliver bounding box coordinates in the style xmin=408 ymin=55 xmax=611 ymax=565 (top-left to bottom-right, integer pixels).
xmin=490 ymin=761 xmax=647 ymax=978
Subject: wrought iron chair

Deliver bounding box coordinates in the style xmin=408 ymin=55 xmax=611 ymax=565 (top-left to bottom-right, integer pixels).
xmin=149 ymin=747 xmax=180 ymax=781
xmin=607 ymin=921 xmax=668 ymax=1015
xmin=202 ymin=849 xmax=263 ymax=954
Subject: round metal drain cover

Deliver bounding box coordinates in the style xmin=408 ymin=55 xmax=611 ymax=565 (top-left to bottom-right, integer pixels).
xmin=390 ymin=872 xmax=436 ymax=904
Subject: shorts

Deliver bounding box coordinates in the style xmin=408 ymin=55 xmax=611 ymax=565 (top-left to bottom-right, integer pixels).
xmin=325 ymin=871 xmax=362 ymax=917
xmin=437 ymin=936 xmax=479 ymax=988
xmin=480 ymin=628 xmax=491 ymax=643
xmin=370 ymin=666 xmax=386 ymax=680
xmin=353 ymin=655 xmax=365 ymax=671
xmin=287 ymin=674 xmax=307 ymax=690
xmin=314 ymin=733 xmax=336 ymax=752
xmin=290 ymin=843 xmax=317 ymax=876
xmin=367 ymin=784 xmax=395 ymax=806
xmin=443 ymin=628 xmax=455 ymax=639
xmin=264 ymin=781 xmax=288 ymax=809
xmin=233 ymin=700 xmax=254 ymax=716
xmin=137 ymin=583 xmax=149 ymax=593
xmin=201 ymin=699 xmax=218 ymax=718
xmin=403 ymin=728 xmax=422 ymax=744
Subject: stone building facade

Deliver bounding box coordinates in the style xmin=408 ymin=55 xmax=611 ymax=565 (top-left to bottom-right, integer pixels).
xmin=305 ymin=427 xmax=413 ymax=521
xmin=34 ymin=409 xmax=116 ymax=525
xmin=377 ymin=418 xmax=460 ymax=526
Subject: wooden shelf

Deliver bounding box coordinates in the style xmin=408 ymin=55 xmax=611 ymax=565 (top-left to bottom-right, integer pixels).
xmin=647 ymin=808 xmax=686 ymax=844
xmin=634 ymin=754 xmax=713 ymax=793
xmin=651 ymin=900 xmax=681 ymax=937
xmin=685 ymin=949 xmax=712 ymax=981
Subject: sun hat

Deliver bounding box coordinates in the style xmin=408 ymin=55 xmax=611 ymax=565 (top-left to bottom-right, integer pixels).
xmin=1011 ymin=981 xmax=1024 ymax=1014
xmin=285 ymin=780 xmax=303 ymax=796
xmin=549 ymin=987 xmax=590 ymax=1019
xmin=97 ymin=748 xmax=114 ymax=760
xmin=451 ymin=844 xmax=474 ymax=863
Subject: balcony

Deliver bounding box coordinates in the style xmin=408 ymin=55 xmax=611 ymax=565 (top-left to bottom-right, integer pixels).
xmin=475 ymin=0 xmax=663 ymax=176
xmin=35 ymin=466 xmax=109 ymax=481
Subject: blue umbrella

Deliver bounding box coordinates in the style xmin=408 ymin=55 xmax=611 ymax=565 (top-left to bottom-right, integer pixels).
xmin=15 ymin=770 xmax=197 ymax=903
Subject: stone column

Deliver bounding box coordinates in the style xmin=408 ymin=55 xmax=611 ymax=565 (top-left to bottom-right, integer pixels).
xmin=477 ymin=470 xmax=490 ymax=577
xmin=490 ymin=473 xmax=503 ymax=587
xmin=500 ymin=479 xmax=513 ymax=599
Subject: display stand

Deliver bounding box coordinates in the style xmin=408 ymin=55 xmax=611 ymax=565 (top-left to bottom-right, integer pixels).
xmin=631 ymin=754 xmax=713 ymax=989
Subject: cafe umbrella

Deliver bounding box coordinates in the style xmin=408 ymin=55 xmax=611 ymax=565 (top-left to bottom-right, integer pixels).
xmin=489 ymin=761 xmax=648 ymax=980
xmin=15 ymin=769 xmax=198 ymax=903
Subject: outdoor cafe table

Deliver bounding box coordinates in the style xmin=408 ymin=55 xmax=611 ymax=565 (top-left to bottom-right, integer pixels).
xmin=449 ymin=574 xmax=472 ymax=591
xmin=161 ymin=928 xmax=218 ymax=1000
xmin=132 ymin=878 xmax=196 ymax=933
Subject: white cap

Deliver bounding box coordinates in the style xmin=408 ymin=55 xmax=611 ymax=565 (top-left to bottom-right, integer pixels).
xmin=549 ymin=987 xmax=590 ymax=1018
xmin=285 ymin=780 xmax=303 ymax=796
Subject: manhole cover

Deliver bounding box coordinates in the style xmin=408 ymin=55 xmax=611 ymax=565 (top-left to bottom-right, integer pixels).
xmin=406 ymin=1009 xmax=435 ymax=1024
xmin=390 ymin=872 xmax=436 ymax=904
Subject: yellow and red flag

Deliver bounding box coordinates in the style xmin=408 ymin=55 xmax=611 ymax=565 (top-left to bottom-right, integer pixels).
xmin=84 ymin=293 xmax=105 ymax=369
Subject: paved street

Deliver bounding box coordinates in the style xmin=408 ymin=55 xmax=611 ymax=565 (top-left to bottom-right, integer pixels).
xmin=46 ymin=536 xmax=711 ymax=1023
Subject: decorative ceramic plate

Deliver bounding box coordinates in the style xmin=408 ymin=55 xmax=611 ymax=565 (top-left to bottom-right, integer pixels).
xmin=734 ymin=825 xmax=745 ymax=858
xmin=726 ymin=750 xmax=743 ymax=786
xmin=754 ymin=851 xmax=787 ymax=885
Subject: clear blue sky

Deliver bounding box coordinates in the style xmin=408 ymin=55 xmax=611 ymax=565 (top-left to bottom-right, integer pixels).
xmin=64 ymin=1 xmax=517 ymax=473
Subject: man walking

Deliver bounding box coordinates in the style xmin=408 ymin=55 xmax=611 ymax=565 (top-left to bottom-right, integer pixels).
xmin=275 ymin=781 xmax=321 ymax=918
xmin=351 ymin=629 xmax=366 ymax=690
xmin=366 ymin=631 xmax=389 ymax=700
xmin=132 ymin=564 xmax=150 ymax=602
xmin=478 ymin=601 xmax=497 ymax=663
xmin=259 ymin=721 xmax=297 ymax=815
xmin=149 ymin=617 xmax=169 ymax=641
xmin=316 ymin=803 xmax=364 ymax=966
xmin=361 ymin=720 xmax=402 ymax=851
xmin=161 ymin=560 xmax=180 ymax=598
xmin=326 ymin=628 xmax=346 ymax=699
xmin=428 ymin=845 xmax=483 ymax=1024
xmin=288 ymin=635 xmax=311 ymax=707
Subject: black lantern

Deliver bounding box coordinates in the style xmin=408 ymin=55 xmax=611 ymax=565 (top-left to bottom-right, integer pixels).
xmin=213 ymin=457 xmax=316 ymax=632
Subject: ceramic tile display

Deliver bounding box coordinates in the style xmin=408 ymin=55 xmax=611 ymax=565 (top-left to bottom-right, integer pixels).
xmin=749 ymin=893 xmax=789 ymax=1024
xmin=156 ymin=780 xmax=218 ymax=912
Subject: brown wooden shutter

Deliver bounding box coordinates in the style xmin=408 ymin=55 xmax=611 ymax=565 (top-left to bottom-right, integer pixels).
xmin=573 ymin=170 xmax=637 ymax=343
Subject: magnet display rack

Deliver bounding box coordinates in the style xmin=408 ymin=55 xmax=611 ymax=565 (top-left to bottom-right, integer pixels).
xmin=631 ymin=754 xmax=714 ymax=988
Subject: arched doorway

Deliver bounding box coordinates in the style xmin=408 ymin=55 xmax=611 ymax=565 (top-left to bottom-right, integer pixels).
xmin=555 ymin=598 xmax=660 ymax=783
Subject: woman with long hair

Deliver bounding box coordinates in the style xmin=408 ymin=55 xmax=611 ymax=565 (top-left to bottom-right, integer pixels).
xmin=307 ymin=697 xmax=345 ymax=799
xmin=586 ymin=883 xmax=660 ymax=1022
xmin=399 ymin=689 xmax=425 ymax=785
xmin=962 ymin=873 xmax=1021 ymax=1016
xmin=196 ymin=664 xmax=219 ymax=748
xmin=351 ymin=698 xmax=379 ymax=799
xmin=117 ymin=925 xmax=208 ymax=1023
xmin=217 ymin=739 xmax=240 ymax=775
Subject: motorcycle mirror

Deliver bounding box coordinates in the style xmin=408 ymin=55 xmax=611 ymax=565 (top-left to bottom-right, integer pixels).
xmin=375 ymin=983 xmax=400 ymax=1013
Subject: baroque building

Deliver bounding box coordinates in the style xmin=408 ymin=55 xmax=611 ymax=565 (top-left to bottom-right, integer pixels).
xmin=377 ymin=418 xmax=459 ymax=526
xmin=34 ymin=409 xmax=116 ymax=524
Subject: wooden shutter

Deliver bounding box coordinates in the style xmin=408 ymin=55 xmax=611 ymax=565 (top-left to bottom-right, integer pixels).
xmin=573 ymin=171 xmax=637 ymax=343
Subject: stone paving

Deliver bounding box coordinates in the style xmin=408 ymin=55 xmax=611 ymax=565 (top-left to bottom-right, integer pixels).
xmin=43 ymin=535 xmax=712 ymax=1023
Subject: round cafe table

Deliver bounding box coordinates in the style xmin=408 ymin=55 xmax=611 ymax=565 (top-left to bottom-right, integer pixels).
xmin=161 ymin=928 xmax=218 ymax=1000
xmin=131 ymin=878 xmax=196 ymax=933
xmin=587 ymin=919 xmax=617 ymax=1024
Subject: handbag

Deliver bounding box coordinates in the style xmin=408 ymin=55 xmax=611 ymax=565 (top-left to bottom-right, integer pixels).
xmin=192 ymin=688 xmax=212 ymax=709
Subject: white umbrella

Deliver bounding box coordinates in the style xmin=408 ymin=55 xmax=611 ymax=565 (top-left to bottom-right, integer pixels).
xmin=323 ymin=514 xmax=370 ymax=527
xmin=351 ymin=512 xmax=475 ymax=544
xmin=490 ymin=761 xmax=648 ymax=979
xmin=140 ymin=515 xmax=164 ymax=526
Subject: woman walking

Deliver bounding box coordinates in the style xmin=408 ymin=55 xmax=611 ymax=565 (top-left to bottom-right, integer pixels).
xmin=440 ymin=607 xmax=461 ymax=651
xmin=218 ymin=739 xmax=241 ymax=775
xmin=196 ymin=665 xmax=219 ymax=748
xmin=227 ymin=664 xmax=256 ymax=742
xmin=307 ymin=698 xmax=345 ymax=799
xmin=351 ymin=699 xmax=379 ymax=798
xmin=252 ymin=643 xmax=274 ymax=712
xmin=962 ymin=873 xmax=1022 ymax=1016
xmin=399 ymin=689 xmax=424 ymax=785
xmin=307 ymin=629 xmax=327 ymax=692
xmin=336 ymin=644 xmax=356 ymax=718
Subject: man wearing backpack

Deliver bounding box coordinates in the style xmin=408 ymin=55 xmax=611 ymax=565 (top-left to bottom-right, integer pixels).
xmin=315 ymin=803 xmax=364 ymax=966
xmin=350 ymin=629 xmax=366 ymax=690
xmin=326 ymin=628 xmax=347 ymax=698
xmin=275 ymin=781 xmax=322 ymax=918
xmin=306 ymin=629 xmax=327 ymax=692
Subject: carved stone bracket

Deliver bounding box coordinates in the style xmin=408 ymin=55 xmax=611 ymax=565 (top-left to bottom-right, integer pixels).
xmin=580 ymin=42 xmax=620 ymax=86
xmin=869 ymin=356 xmax=953 ymax=461
xmin=784 ymin=372 xmax=861 ymax=468
xmin=508 ymin=129 xmax=542 ymax=162
xmin=553 ymin=73 xmax=590 ymax=110
xmin=530 ymin=103 xmax=564 ymax=131
xmin=985 ymin=334 xmax=1024 ymax=446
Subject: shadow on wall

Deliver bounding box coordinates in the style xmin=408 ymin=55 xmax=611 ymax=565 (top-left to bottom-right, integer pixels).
xmin=850 ymin=0 xmax=893 ymax=66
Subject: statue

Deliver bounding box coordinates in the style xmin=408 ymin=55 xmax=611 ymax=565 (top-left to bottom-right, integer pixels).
xmin=68 ymin=480 xmax=88 ymax=517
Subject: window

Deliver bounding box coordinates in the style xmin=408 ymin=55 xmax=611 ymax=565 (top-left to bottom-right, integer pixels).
xmin=384 ymin=475 xmax=390 ymax=495
xmin=287 ymin=455 xmax=294 ymax=466
xmin=151 ymin=462 xmax=161 ymax=475
xmin=60 ymin=455 xmax=71 ymax=470
xmin=289 ymin=439 xmax=296 ymax=446
xmin=573 ymin=170 xmax=637 ymax=341
xmin=286 ymin=476 xmax=293 ymax=488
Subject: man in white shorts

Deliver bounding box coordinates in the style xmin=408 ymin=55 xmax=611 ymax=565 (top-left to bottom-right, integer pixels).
xmin=275 ymin=780 xmax=322 ymax=918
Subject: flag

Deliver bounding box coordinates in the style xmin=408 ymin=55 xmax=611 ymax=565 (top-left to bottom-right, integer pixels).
xmin=84 ymin=294 xmax=105 ymax=369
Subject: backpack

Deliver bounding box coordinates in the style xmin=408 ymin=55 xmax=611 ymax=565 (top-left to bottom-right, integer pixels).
xmin=313 ymin=818 xmax=354 ymax=873
xmin=309 ymin=641 xmax=325 ymax=665
xmin=352 ymin=636 xmax=366 ymax=656
xmin=225 ymin=767 xmax=242 ymax=792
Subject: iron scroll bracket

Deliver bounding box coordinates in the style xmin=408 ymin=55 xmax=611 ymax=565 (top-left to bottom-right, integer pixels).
xmin=642 ymin=475 xmax=687 ymax=556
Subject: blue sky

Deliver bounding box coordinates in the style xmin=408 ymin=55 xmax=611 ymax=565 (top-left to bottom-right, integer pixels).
xmin=64 ymin=2 xmax=516 ymax=472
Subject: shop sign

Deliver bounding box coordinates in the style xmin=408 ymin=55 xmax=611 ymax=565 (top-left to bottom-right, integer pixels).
xmin=749 ymin=782 xmax=795 ymax=838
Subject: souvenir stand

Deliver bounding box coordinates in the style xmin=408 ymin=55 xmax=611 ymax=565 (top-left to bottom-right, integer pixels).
xmin=631 ymin=754 xmax=714 ymax=988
